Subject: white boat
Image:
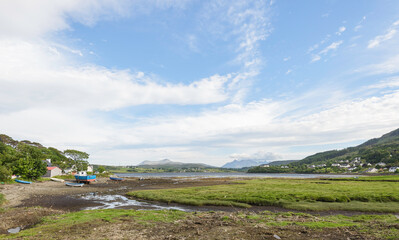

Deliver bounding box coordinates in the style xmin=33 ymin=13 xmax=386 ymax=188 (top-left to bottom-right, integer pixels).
xmin=50 ymin=177 xmax=65 ymax=182
xmin=65 ymin=182 xmax=84 ymax=187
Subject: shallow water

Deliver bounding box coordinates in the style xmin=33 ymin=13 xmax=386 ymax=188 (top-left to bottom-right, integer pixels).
xmin=79 ymin=193 xmax=189 ymax=211
xmin=116 ymin=172 xmax=361 ymax=179
xmin=7 ymin=227 xmax=21 ymax=234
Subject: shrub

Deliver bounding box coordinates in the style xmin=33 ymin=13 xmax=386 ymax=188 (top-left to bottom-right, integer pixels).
xmin=0 ymin=165 xmax=12 ymax=182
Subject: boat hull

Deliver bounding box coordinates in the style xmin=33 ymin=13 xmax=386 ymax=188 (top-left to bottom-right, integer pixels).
xmin=110 ymin=177 xmax=124 ymax=181
xmin=15 ymin=179 xmax=32 ymax=184
xmin=65 ymin=182 xmax=84 ymax=187
xmin=74 ymin=175 xmax=96 ymax=183
xmin=50 ymin=178 xmax=65 ymax=182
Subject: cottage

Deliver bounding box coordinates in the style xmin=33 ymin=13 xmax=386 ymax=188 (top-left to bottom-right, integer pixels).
xmin=365 ymin=168 xmax=378 ymax=173
xmin=260 ymin=164 xmax=270 ymax=168
xmin=43 ymin=166 xmax=62 ymax=177
xmin=389 ymin=167 xmax=398 ymax=173
xmin=331 ymin=163 xmax=340 ymax=167
xmin=376 ymin=162 xmax=386 ymax=167
xmin=340 ymin=164 xmax=351 ymax=168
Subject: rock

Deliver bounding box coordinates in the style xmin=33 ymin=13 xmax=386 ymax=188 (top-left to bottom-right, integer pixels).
xmin=273 ymin=234 xmax=281 ymax=239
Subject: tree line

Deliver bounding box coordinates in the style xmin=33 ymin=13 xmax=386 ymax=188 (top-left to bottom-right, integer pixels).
xmin=0 ymin=134 xmax=89 ymax=181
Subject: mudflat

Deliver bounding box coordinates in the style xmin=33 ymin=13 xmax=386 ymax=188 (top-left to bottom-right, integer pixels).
xmin=0 ymin=177 xmax=238 ymax=210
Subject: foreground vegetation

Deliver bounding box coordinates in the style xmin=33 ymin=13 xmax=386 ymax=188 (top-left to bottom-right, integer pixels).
xmin=128 ymin=178 xmax=399 ymax=212
xmin=1 ymin=208 xmax=399 ymax=239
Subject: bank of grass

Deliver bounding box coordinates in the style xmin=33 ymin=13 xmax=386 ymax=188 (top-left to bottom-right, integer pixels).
xmin=0 ymin=194 xmax=5 ymax=206
xmin=1 ymin=209 xmax=399 ymax=239
xmin=325 ymin=174 xmax=399 ymax=182
xmin=127 ymin=178 xmax=399 ymax=212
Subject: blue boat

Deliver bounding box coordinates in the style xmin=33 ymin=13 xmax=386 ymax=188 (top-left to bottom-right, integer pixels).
xmin=74 ymin=173 xmax=96 ymax=183
xmin=65 ymin=182 xmax=84 ymax=187
xmin=15 ymin=179 xmax=32 ymax=184
xmin=110 ymin=177 xmax=124 ymax=181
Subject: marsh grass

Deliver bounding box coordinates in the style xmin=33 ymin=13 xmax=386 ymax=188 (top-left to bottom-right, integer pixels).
xmin=1 ymin=209 xmax=398 ymax=239
xmin=127 ymin=178 xmax=399 ymax=212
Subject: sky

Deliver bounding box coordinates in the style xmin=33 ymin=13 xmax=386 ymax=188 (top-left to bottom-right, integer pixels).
xmin=1 ymin=0 xmax=399 ymax=166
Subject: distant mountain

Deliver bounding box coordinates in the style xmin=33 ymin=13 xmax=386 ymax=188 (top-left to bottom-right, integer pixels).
xmin=292 ymin=127 xmax=399 ymax=166
xmin=137 ymin=159 xmax=215 ymax=169
xmin=222 ymin=159 xmax=270 ymax=169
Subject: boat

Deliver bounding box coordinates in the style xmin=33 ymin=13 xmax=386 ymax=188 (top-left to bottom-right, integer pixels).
xmin=15 ymin=179 xmax=32 ymax=184
xmin=50 ymin=177 xmax=65 ymax=182
xmin=110 ymin=176 xmax=124 ymax=181
xmin=65 ymin=182 xmax=84 ymax=187
xmin=74 ymin=171 xmax=96 ymax=183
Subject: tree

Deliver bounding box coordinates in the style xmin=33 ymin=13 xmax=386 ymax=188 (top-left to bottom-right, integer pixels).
xmin=12 ymin=144 xmax=47 ymax=179
xmin=46 ymin=147 xmax=71 ymax=170
xmin=97 ymin=166 xmax=106 ymax=173
xmin=0 ymin=165 xmax=12 ymax=181
xmin=64 ymin=149 xmax=89 ymax=171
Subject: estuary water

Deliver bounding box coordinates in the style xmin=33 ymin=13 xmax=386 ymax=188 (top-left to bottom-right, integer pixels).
xmin=115 ymin=172 xmax=360 ymax=179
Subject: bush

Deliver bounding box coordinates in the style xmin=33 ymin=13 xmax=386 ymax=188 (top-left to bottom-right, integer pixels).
xmin=0 ymin=165 xmax=12 ymax=182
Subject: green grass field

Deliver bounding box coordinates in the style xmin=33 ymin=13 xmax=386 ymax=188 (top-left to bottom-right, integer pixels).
xmin=128 ymin=178 xmax=399 ymax=212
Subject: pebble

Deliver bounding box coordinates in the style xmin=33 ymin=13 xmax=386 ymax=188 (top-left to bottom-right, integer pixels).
xmin=273 ymin=234 xmax=281 ymax=239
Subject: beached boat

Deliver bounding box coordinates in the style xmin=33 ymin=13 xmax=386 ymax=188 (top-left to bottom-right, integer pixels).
xmin=110 ymin=176 xmax=124 ymax=181
xmin=50 ymin=177 xmax=65 ymax=182
xmin=74 ymin=171 xmax=96 ymax=183
xmin=65 ymin=182 xmax=84 ymax=187
xmin=15 ymin=179 xmax=32 ymax=184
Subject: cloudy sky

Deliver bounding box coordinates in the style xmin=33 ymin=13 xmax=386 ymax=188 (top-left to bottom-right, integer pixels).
xmin=1 ymin=0 xmax=399 ymax=166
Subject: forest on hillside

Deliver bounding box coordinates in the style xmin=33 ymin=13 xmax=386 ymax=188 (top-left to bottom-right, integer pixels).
xmin=0 ymin=134 xmax=89 ymax=181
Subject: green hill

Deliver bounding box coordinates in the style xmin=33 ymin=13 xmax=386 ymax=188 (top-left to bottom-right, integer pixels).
xmin=293 ymin=128 xmax=399 ymax=166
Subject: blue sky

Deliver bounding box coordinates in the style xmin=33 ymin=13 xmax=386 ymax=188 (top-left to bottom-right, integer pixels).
xmin=1 ymin=0 xmax=399 ymax=166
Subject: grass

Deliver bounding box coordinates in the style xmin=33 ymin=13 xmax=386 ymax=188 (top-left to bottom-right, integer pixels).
xmin=324 ymin=175 xmax=399 ymax=182
xmin=1 ymin=209 xmax=398 ymax=239
xmin=127 ymin=178 xmax=399 ymax=212
xmin=1 ymin=209 xmax=188 ymax=238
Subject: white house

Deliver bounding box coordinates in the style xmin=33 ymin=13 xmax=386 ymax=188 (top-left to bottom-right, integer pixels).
xmin=43 ymin=167 xmax=62 ymax=177
xmin=331 ymin=163 xmax=340 ymax=167
xmin=389 ymin=167 xmax=398 ymax=173
xmin=376 ymin=162 xmax=386 ymax=167
xmin=261 ymin=164 xmax=270 ymax=168
xmin=365 ymin=168 xmax=378 ymax=173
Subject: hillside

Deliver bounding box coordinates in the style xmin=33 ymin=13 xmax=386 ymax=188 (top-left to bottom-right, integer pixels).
xmin=248 ymin=128 xmax=399 ymax=174
xmin=293 ymin=127 xmax=399 ymax=166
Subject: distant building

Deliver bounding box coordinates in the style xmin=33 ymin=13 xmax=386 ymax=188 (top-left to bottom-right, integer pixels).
xmin=340 ymin=164 xmax=350 ymax=168
xmin=365 ymin=168 xmax=378 ymax=173
xmin=43 ymin=167 xmax=62 ymax=177
xmin=331 ymin=163 xmax=340 ymax=167
xmin=281 ymin=165 xmax=289 ymax=168
xmin=376 ymin=162 xmax=386 ymax=167
xmin=87 ymin=165 xmax=94 ymax=172
xmin=260 ymin=164 xmax=270 ymax=168
xmin=389 ymin=167 xmax=399 ymax=173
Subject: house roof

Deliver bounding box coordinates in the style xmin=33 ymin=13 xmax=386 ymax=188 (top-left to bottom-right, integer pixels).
xmin=47 ymin=167 xmax=60 ymax=170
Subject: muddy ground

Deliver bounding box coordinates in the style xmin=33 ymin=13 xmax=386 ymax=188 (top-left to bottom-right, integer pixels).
xmin=1 ymin=177 xmax=397 ymax=239
xmin=0 ymin=177 xmax=243 ymax=211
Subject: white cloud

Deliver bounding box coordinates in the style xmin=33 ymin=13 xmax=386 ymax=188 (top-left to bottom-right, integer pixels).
xmin=367 ymin=77 xmax=399 ymax=89
xmin=336 ymin=26 xmax=346 ymax=35
xmin=311 ymin=54 xmax=321 ymax=62
xmin=229 ymin=151 xmax=282 ymax=161
xmin=283 ymin=57 xmax=291 ymax=61
xmin=356 ymin=54 xmax=399 ymax=75
xmin=0 ymin=40 xmax=231 ymax=112
xmin=319 ymin=40 xmax=343 ymax=55
xmin=368 ymin=20 xmax=399 ymax=48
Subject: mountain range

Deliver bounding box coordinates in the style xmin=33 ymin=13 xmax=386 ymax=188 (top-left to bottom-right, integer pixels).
xmin=137 ymin=159 xmax=215 ymax=169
